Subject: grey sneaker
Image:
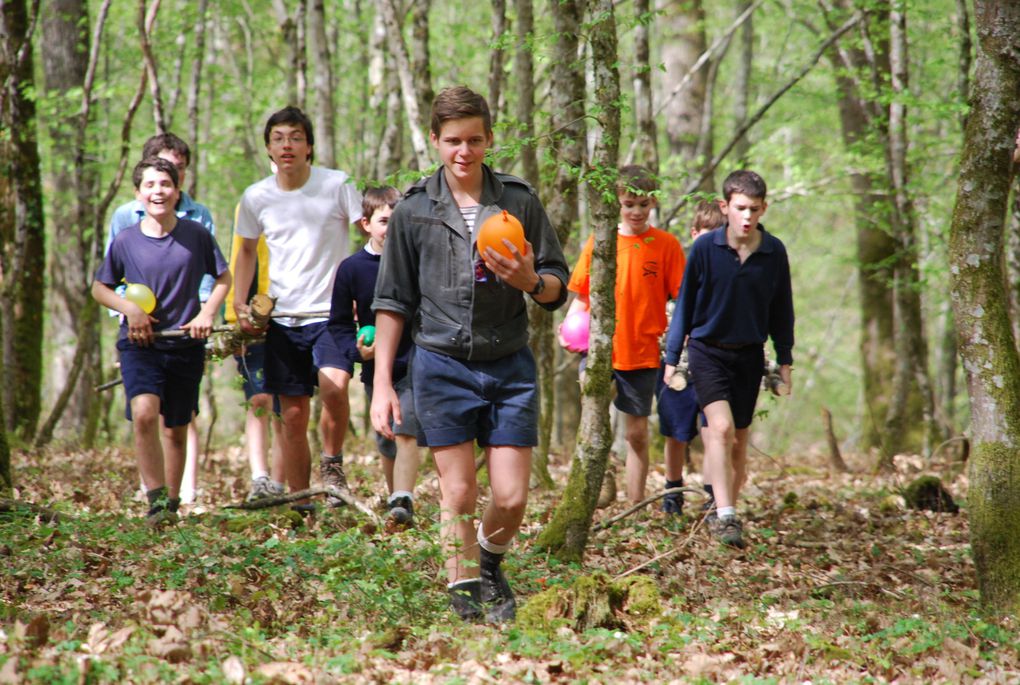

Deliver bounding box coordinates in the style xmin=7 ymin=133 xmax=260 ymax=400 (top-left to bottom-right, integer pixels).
xmin=247 ymin=476 xmax=285 ymax=503
xmin=708 ymin=514 xmax=746 ymax=549
xmin=387 ymin=495 xmax=414 ymax=526
xmin=320 ymin=456 xmax=349 ymax=508
xmin=448 ymin=579 xmax=483 ymax=622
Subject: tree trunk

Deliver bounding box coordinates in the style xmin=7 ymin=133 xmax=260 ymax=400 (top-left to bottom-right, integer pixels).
xmin=308 ymin=0 xmax=336 ymax=168
xmin=732 ymin=0 xmax=753 ymax=165
xmin=950 ymin=0 xmax=1020 ymax=615
xmin=536 ymin=0 xmax=620 ymax=562
xmin=537 ymin=0 xmax=584 ymax=475
xmin=186 ymin=0 xmax=209 ymax=196
xmin=40 ymin=0 xmax=100 ymax=442
xmin=630 ymin=0 xmax=657 ymax=171
xmin=0 ymin=380 xmax=9 ymax=494
xmin=881 ymin=5 xmax=935 ymax=459
xmin=659 ymin=0 xmax=706 ymax=163
xmin=0 ymin=0 xmax=46 ymax=440
xmin=377 ymin=0 xmax=430 ymax=170
xmin=408 ymin=0 xmax=433 ymax=124
xmin=487 ymin=0 xmax=507 ymax=124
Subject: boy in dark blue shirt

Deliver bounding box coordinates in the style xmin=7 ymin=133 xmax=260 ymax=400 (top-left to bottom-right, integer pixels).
xmin=663 ymin=170 xmax=794 ymax=549
xmin=329 ymin=186 xmax=420 ymax=525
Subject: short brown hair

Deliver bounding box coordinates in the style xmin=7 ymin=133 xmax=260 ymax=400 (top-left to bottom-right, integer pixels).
xmin=132 ymin=156 xmax=179 ymax=189
xmin=430 ymin=86 xmax=492 ymax=136
xmin=722 ymin=170 xmax=767 ymax=201
xmin=142 ymin=133 xmax=190 ymax=167
xmin=691 ymin=200 xmax=723 ymax=233
xmin=616 ymin=165 xmax=658 ymax=196
xmin=362 ymin=185 xmax=401 ymax=221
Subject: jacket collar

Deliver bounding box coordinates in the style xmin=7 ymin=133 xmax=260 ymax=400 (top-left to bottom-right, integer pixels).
xmin=425 ymin=164 xmax=505 ymax=238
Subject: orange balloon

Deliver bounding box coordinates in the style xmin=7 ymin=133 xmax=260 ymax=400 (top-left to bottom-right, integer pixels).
xmin=476 ymin=210 xmax=525 ymax=260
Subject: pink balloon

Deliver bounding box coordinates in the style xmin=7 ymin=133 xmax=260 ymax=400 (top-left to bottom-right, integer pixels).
xmin=561 ymin=310 xmax=590 ymax=353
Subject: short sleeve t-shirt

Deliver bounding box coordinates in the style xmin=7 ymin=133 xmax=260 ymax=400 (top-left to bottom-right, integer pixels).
xmin=236 ymin=166 xmax=363 ymax=327
xmin=95 ymin=219 xmax=228 ymax=349
xmin=567 ymin=226 xmax=685 ymax=370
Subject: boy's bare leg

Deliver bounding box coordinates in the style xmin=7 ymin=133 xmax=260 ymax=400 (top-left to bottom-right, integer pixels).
xmin=161 ymin=423 xmax=189 ymax=499
xmin=278 ymin=395 xmax=312 ymax=494
xmin=270 ymin=416 xmax=285 ymax=483
xmin=432 ymin=442 xmax=479 ymax=582
xmin=131 ymin=394 xmax=165 ymax=491
xmin=381 ymin=454 xmax=395 ymax=493
xmin=731 ymin=427 xmax=750 ymax=501
xmin=664 ymin=438 xmax=687 ymax=482
xmin=317 ymin=367 xmax=351 ymax=456
xmin=623 ymin=413 xmax=650 ymax=503
xmin=481 ymin=446 xmax=531 ymax=546
xmin=701 ymin=400 xmax=737 ymax=510
xmin=246 ymin=394 xmax=274 ymax=477
xmin=393 ymin=436 xmax=422 ymax=495
xmin=179 ymin=417 xmax=200 ymax=502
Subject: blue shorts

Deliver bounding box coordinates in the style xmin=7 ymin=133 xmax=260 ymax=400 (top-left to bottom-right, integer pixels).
xmin=579 ymin=356 xmax=658 ymax=417
xmin=265 ymin=321 xmax=346 ymax=397
xmin=366 ymin=374 xmax=419 ymax=459
xmin=117 ymin=339 xmax=205 ymax=428
xmin=234 ymin=343 xmax=281 ymax=414
xmin=412 ymin=345 xmax=538 ymax=448
xmin=656 ymin=365 xmax=702 ymax=442
xmin=688 ymin=339 xmax=764 ymax=429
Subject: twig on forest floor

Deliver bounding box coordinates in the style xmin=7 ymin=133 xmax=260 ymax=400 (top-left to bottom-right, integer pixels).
xmin=202 ymin=629 xmax=281 ymax=662
xmin=0 ymin=499 xmax=63 ymax=522
xmin=614 ymin=511 xmax=709 ymax=580
xmin=594 ymin=487 xmax=708 ymax=532
xmin=225 ymin=486 xmax=381 ymax=526
xmin=814 ymin=580 xmax=905 ymax=600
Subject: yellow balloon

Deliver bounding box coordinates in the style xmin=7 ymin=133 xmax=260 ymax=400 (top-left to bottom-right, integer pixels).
xmin=124 ymin=283 xmax=157 ymax=314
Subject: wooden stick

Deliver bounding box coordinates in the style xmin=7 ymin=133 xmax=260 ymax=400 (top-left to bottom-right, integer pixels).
xmin=593 ymin=486 xmax=708 ymax=532
xmin=614 ymin=511 xmax=710 ymax=579
xmin=821 ymin=407 xmax=850 ymax=472
xmin=225 ymin=486 xmax=382 ymax=526
xmin=270 ymin=310 xmax=331 ymax=320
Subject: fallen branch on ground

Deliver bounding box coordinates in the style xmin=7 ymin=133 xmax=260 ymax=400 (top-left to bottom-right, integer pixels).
xmin=225 ymin=486 xmax=381 ymax=526
xmin=593 ymin=486 xmax=708 ymax=532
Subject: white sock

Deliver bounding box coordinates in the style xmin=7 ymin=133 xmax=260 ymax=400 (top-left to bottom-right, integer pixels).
xmin=477 ymin=522 xmax=511 ymax=555
xmin=717 ymin=506 xmax=736 ymax=519
xmin=388 ymin=490 xmax=413 ymax=504
xmin=251 ymin=469 xmax=268 ymax=481
xmin=448 ymin=578 xmax=479 ymax=589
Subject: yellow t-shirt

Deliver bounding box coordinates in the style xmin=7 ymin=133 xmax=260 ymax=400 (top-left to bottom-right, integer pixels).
xmin=224 ymin=204 xmax=271 ymax=324
xmin=567 ymin=226 xmax=685 ymax=370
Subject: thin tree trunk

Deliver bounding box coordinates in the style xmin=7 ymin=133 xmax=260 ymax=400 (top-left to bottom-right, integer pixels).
xmin=186 ymin=0 xmax=208 ymax=196
xmin=0 ymin=0 xmax=46 ymax=440
xmin=488 ymin=0 xmax=507 ymax=124
xmin=538 ymin=0 xmax=584 ymax=473
xmin=376 ymin=0 xmax=430 ymax=170
xmin=40 ymin=0 xmax=99 ymax=442
xmin=732 ymin=0 xmax=753 ymax=164
xmin=630 ymin=0 xmax=657 ymax=171
xmin=659 ymin=0 xmax=706 ymax=164
xmin=408 ymin=0 xmax=432 ymax=124
xmin=308 ymin=0 xmax=336 ymax=168
xmin=537 ymin=0 xmax=620 ymax=562
xmin=950 ymin=0 xmax=1020 ymax=615
xmin=138 ymin=0 xmax=167 ymax=132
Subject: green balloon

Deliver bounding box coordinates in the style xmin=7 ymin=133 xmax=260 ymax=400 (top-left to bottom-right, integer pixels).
xmin=358 ymin=325 xmax=376 ymax=346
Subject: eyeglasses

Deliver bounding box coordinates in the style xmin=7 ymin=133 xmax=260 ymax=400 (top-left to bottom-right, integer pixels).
xmin=269 ymin=134 xmax=307 ymax=145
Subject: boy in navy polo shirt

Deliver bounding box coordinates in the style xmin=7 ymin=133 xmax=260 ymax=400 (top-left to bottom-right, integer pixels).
xmin=92 ymin=157 xmax=230 ymax=526
xmin=328 ymin=186 xmax=421 ymax=526
xmin=663 ymin=171 xmax=794 ymax=548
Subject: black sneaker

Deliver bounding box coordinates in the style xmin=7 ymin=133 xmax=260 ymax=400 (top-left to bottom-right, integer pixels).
xmin=145 ymin=506 xmax=178 ymax=528
xmin=661 ymin=492 xmax=683 ymax=515
xmin=387 ymin=496 xmax=414 ymax=525
xmin=708 ymin=514 xmax=746 ymax=549
xmin=479 ymin=550 xmax=516 ymax=623
xmin=320 ymin=456 xmax=349 ymax=508
xmin=448 ymin=579 xmax=483 ymax=621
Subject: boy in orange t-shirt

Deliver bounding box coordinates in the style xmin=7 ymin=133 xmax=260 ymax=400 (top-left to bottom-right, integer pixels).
xmin=560 ymin=165 xmax=685 ymax=503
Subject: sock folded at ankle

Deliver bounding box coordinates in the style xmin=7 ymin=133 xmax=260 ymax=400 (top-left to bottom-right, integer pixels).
xmin=665 ymin=478 xmax=684 ymax=491
xmin=388 ymin=490 xmax=413 ymax=505
xmin=717 ymin=505 xmax=736 ymax=519
xmin=477 ymin=523 xmax=511 ymax=556
xmin=321 ymin=453 xmax=343 ymax=464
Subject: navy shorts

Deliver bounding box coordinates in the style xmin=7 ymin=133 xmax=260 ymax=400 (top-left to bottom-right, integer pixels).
xmin=580 ymin=356 xmax=658 ymax=417
xmin=366 ymin=374 xmax=419 ymax=459
xmin=687 ymin=339 xmax=764 ymax=429
xmin=117 ymin=339 xmax=205 ymax=428
xmin=412 ymin=345 xmax=538 ymax=448
xmin=656 ymin=365 xmax=702 ymax=442
xmin=234 ymin=343 xmax=281 ymax=414
xmin=265 ymin=321 xmax=346 ymax=397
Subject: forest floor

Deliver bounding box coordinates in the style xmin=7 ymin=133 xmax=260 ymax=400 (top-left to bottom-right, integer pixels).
xmin=1 ymin=438 xmax=1016 ymax=684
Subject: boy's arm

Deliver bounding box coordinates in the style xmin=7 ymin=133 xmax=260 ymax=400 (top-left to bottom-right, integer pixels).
xmin=183 ymin=270 xmax=232 ymax=339
xmin=91 ymin=280 xmax=156 ymax=346
xmin=769 ymin=245 xmax=796 ymax=393
xmin=482 ymin=240 xmax=562 ymax=305
xmin=663 ymin=259 xmax=698 ymax=366
xmin=370 ymin=310 xmax=406 ymax=440
xmin=328 ymin=264 xmax=360 ymax=364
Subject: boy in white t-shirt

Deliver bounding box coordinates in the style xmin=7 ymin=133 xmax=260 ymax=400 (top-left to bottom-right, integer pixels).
xmin=233 ymin=106 xmax=363 ymax=510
